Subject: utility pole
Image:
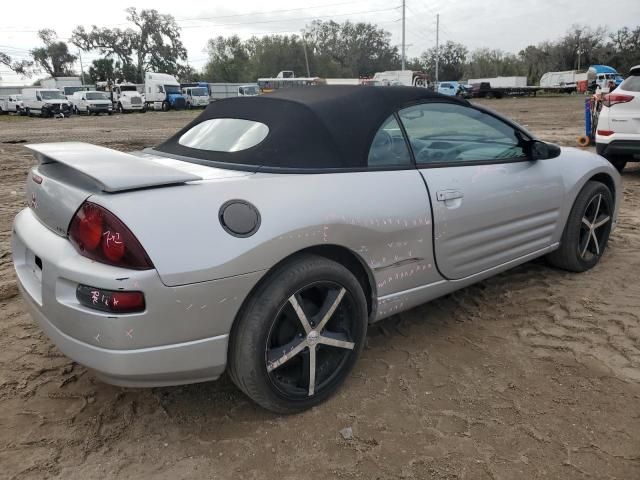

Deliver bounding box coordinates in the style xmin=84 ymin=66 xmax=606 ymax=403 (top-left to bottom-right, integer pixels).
xmin=577 ymin=50 xmax=581 ymax=70
xmin=401 ymin=0 xmax=406 ymax=70
xmin=435 ymin=14 xmax=439 ymax=86
xmin=78 ymin=49 xmax=86 ymax=85
xmin=303 ymin=37 xmax=311 ymax=77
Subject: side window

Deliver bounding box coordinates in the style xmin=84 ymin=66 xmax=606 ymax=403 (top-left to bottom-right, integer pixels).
xmin=367 ymin=115 xmax=412 ymax=167
xmin=399 ymin=102 xmax=527 ymax=164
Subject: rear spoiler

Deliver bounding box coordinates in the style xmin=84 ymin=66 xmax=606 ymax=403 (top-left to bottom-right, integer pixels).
xmin=25 ymin=142 xmax=202 ymax=192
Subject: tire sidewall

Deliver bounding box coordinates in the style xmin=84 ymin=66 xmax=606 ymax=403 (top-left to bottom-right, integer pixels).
xmin=230 ymin=255 xmax=367 ymax=413
xmin=564 ymin=182 xmax=613 ymax=270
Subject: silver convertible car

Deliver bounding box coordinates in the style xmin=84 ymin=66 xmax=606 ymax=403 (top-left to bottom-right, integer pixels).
xmin=12 ymin=86 xmax=620 ymax=413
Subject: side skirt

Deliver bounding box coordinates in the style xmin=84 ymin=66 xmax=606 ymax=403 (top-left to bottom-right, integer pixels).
xmin=372 ymin=243 xmax=559 ymax=322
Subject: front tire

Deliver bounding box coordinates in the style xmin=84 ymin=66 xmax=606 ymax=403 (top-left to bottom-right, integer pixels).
xmin=228 ymin=254 xmax=367 ymax=414
xmin=161 ymin=101 xmax=169 ymax=112
xmin=547 ymin=181 xmax=614 ymax=272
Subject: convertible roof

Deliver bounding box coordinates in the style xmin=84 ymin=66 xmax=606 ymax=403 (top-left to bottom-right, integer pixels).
xmin=155 ymin=85 xmax=464 ymax=171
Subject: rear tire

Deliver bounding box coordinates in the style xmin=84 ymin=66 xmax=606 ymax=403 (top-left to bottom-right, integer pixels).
xmin=228 ymin=254 xmax=367 ymax=414
xmin=547 ymin=181 xmax=614 ymax=272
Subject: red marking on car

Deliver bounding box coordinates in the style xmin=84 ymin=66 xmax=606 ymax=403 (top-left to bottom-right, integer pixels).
xmin=32 ymin=173 xmax=43 ymax=184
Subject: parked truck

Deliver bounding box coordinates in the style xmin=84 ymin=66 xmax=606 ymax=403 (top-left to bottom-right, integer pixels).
xmin=209 ymin=83 xmax=260 ymax=100
xmin=372 ymin=70 xmax=430 ymax=87
xmin=0 ymin=94 xmax=24 ymax=114
xmin=144 ymin=72 xmax=186 ymax=111
xmin=181 ymin=82 xmax=211 ymax=108
xmin=96 ymin=81 xmax=145 ymax=113
xmin=540 ymin=65 xmax=623 ymax=93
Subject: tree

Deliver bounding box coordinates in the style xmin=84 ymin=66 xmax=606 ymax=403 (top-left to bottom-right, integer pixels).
xmin=71 ymin=8 xmax=187 ymax=83
xmin=305 ymin=20 xmax=400 ymax=77
xmin=464 ymin=48 xmax=526 ymax=80
xmin=419 ymin=41 xmax=468 ymax=81
xmin=203 ymin=35 xmax=251 ymax=82
xmin=0 ymin=51 xmax=33 ymax=76
xmin=88 ymin=58 xmax=115 ymax=82
xmin=30 ymin=29 xmax=76 ymax=77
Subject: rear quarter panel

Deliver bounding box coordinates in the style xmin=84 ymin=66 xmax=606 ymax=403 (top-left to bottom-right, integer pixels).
xmin=91 ymin=170 xmax=443 ymax=298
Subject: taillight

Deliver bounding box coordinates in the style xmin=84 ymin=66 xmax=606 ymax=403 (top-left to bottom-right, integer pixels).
xmin=603 ymin=93 xmax=634 ymax=107
xmin=77 ymin=284 xmax=145 ymax=313
xmin=597 ymin=130 xmax=614 ymax=136
xmin=68 ymin=201 xmax=153 ymax=270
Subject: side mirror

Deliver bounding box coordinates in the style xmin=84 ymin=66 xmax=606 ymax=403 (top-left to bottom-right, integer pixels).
xmin=36 ymin=95 xmax=42 ymax=101
xmin=529 ymin=140 xmax=561 ymax=160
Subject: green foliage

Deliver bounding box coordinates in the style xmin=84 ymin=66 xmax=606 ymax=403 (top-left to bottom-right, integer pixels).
xmin=30 ymin=29 xmax=76 ymax=77
xmin=71 ymin=8 xmax=187 ymax=83
xmin=87 ymin=57 xmax=137 ymax=83
xmin=202 ymin=20 xmax=400 ymax=81
xmin=418 ymin=41 xmax=468 ymax=81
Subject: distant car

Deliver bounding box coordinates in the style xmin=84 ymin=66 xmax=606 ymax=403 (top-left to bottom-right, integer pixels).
xmin=437 ymin=81 xmax=459 ymax=96
xmin=596 ymin=65 xmax=640 ymax=171
xmin=70 ymin=91 xmax=113 ymax=115
xmin=13 ymin=86 xmax=621 ymax=413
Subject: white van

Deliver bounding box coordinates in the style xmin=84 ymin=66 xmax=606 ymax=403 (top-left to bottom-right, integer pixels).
xmin=21 ymin=88 xmax=73 ymax=117
xmin=70 ymin=90 xmax=113 ymax=115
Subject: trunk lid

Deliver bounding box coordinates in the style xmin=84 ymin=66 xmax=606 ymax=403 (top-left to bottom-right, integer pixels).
xmin=24 ymin=142 xmax=205 ymax=237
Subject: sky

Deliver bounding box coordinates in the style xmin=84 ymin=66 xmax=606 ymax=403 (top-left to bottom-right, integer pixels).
xmin=1 ymin=0 xmax=639 ymax=84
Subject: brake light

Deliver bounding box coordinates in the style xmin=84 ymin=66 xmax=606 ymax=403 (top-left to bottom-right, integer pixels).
xmin=597 ymin=130 xmax=614 ymax=136
xmin=603 ymin=93 xmax=634 ymax=107
xmin=68 ymin=202 xmax=153 ymax=270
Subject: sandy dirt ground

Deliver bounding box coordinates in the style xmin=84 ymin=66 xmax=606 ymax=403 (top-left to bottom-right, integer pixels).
xmin=0 ymin=96 xmax=639 ymax=479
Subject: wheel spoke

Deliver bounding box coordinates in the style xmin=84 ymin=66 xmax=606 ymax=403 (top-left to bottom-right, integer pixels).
xmin=581 ymin=217 xmax=592 ymax=229
xmin=580 ymin=232 xmax=591 ymax=258
xmin=591 ymin=194 xmax=602 ymax=224
xmin=308 ymin=346 xmax=317 ymax=396
xmin=267 ymin=338 xmax=307 ymax=372
xmin=591 ymin=230 xmax=600 ymax=255
xmin=593 ymin=215 xmax=610 ymax=230
xmin=315 ymin=287 xmax=346 ymax=332
xmin=319 ymin=331 xmax=355 ymax=350
xmin=289 ymin=294 xmax=313 ymax=334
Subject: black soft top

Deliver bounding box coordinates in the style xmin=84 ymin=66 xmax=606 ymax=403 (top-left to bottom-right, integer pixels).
xmin=154 ymin=85 xmax=467 ymax=171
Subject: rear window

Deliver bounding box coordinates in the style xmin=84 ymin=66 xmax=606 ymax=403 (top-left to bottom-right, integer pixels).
xmin=620 ymin=75 xmax=640 ymax=92
xmin=178 ymin=118 xmax=269 ymax=152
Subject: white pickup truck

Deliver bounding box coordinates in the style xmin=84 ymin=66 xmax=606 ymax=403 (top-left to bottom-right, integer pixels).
xmin=0 ymin=94 xmax=24 ymax=114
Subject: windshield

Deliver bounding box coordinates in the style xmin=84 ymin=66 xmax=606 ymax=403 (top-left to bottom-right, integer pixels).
xmin=179 ymin=118 xmax=269 ymax=152
xmin=190 ymin=87 xmax=208 ymax=96
xmin=40 ymin=90 xmax=66 ymax=100
xmin=165 ymin=84 xmax=181 ymax=94
xmin=86 ymin=92 xmax=109 ymax=100
xmin=120 ymin=85 xmax=137 ymax=91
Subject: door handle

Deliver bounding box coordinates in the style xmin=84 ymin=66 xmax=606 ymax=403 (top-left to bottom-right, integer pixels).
xmin=436 ymin=190 xmax=464 ymax=202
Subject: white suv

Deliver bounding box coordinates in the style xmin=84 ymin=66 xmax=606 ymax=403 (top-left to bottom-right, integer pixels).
xmin=596 ymin=65 xmax=640 ymax=171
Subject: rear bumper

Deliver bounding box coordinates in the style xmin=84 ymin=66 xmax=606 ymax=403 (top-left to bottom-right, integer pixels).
xmin=596 ymin=140 xmax=640 ymax=158
xmin=19 ymin=285 xmax=228 ymax=386
xmin=12 ymin=208 xmax=264 ymax=387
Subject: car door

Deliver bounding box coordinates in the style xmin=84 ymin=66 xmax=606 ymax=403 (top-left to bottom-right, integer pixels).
xmin=366 ymin=114 xmax=440 ymax=296
xmin=398 ymin=101 xmax=565 ymax=280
